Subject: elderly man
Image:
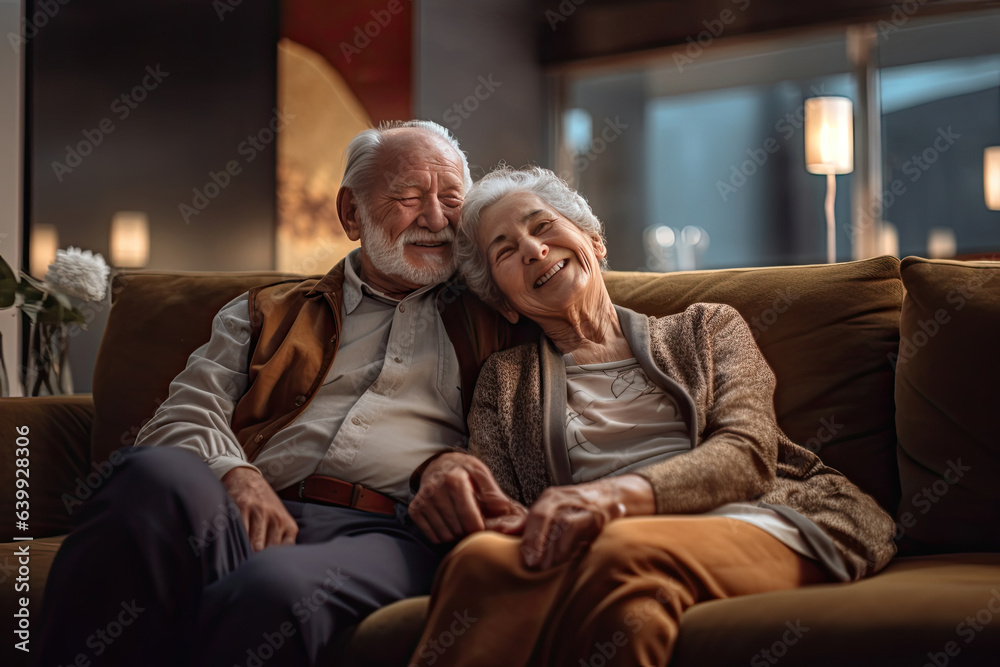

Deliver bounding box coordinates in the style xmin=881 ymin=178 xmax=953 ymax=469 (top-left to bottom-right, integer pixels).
xmin=35 ymin=120 xmax=529 ymax=667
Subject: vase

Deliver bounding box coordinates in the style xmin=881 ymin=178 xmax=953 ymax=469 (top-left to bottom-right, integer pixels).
xmin=25 ymin=321 xmax=74 ymax=396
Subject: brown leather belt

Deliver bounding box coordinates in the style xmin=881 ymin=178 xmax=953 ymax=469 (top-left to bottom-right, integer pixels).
xmin=277 ymin=475 xmax=397 ymax=516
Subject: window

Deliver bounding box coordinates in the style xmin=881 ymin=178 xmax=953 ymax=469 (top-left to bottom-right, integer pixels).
xmin=878 ymin=12 xmax=1000 ymax=258
xmin=550 ymin=9 xmax=1000 ymax=270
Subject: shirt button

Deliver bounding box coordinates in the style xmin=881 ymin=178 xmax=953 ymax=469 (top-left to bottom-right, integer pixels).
xmin=254 ymin=433 xmax=263 ymax=443
xmin=293 ymin=395 xmax=306 ymax=407
xmin=351 ymin=417 xmax=361 ymax=425
xmin=399 ymin=304 xmax=406 ymax=313
xmin=394 ymin=356 xmax=402 ymax=364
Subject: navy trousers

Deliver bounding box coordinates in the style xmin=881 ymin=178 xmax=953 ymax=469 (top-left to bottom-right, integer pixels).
xmin=35 ymin=447 xmax=446 ymax=667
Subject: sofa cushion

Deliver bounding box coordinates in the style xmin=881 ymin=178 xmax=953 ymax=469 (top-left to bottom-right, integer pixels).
xmin=91 ymin=271 xmax=296 ymax=463
xmin=604 ymin=256 xmax=902 ymax=513
xmin=0 ymin=396 xmax=93 ymax=537
xmin=340 ymin=596 xmax=430 ymax=667
xmin=339 ymin=554 xmax=1000 ymax=667
xmin=671 ymin=553 xmax=1000 ymax=666
xmin=894 ymin=257 xmax=1000 ymax=555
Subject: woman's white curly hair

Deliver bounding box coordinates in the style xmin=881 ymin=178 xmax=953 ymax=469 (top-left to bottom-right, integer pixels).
xmin=455 ymin=165 xmax=607 ymax=309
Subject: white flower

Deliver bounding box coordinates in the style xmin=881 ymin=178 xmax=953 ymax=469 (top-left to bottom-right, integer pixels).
xmin=44 ymin=247 xmax=110 ymax=302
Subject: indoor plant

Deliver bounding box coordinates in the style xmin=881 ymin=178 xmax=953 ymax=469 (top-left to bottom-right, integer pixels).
xmin=0 ymin=247 xmax=109 ymax=396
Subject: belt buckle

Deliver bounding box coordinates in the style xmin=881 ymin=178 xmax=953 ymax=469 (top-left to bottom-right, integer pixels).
xmin=297 ymin=479 xmax=307 ymax=501
xmin=350 ymin=483 xmax=363 ymax=509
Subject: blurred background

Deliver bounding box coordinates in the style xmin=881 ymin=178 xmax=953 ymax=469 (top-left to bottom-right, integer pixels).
xmin=1 ymin=0 xmax=999 ymax=392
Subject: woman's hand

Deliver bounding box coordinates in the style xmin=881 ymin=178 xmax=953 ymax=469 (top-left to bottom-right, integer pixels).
xmin=518 ymin=474 xmax=656 ymax=570
xmin=410 ymin=452 xmax=526 ymax=543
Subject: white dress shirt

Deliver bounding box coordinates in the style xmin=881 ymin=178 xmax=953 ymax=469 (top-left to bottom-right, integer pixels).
xmin=135 ymin=250 xmax=467 ymax=502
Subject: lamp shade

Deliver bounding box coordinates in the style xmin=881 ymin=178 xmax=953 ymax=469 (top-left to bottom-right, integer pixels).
xmin=110 ymin=211 xmax=150 ymax=267
xmin=985 ymin=146 xmax=1000 ymax=211
xmin=805 ymin=97 xmax=854 ymax=175
xmin=30 ymin=224 xmax=58 ymax=279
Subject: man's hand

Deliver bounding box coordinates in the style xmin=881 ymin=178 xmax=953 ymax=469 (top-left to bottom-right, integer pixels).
xmin=409 ymin=452 xmax=525 ymax=544
xmin=221 ymin=466 xmax=298 ymax=552
xmin=519 ymin=475 xmax=655 ymax=570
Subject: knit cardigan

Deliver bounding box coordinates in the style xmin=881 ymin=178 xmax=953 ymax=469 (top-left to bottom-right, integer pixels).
xmin=468 ymin=303 xmax=898 ymax=581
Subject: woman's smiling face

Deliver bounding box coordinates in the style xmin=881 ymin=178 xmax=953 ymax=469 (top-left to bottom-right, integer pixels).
xmin=477 ymin=191 xmax=607 ymax=323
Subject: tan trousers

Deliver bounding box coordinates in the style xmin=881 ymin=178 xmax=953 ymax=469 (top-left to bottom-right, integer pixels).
xmin=408 ymin=516 xmax=830 ymax=667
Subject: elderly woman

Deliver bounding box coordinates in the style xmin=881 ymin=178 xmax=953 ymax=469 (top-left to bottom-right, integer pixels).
xmin=407 ymin=166 xmax=896 ymax=667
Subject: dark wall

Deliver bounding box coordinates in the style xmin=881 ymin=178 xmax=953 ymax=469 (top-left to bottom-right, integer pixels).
xmin=416 ymin=0 xmax=546 ymax=178
xmin=26 ymin=0 xmax=278 ymax=392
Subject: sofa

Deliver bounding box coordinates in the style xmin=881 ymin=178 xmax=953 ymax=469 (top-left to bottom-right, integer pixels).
xmin=2 ymin=254 xmax=999 ymax=666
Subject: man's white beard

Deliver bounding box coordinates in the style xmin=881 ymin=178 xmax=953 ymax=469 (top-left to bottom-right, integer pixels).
xmin=360 ymin=214 xmax=456 ymax=287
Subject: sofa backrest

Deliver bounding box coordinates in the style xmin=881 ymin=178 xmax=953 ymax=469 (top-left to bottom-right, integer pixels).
xmin=91 ymin=256 xmax=903 ymax=514
xmin=91 ymin=271 xmax=300 ymax=464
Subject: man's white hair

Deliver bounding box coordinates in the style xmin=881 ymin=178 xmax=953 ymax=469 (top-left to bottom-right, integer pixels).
xmin=341 ymin=120 xmax=473 ymax=211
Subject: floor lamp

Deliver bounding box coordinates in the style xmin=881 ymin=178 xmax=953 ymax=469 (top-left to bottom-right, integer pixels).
xmin=805 ymin=97 xmax=854 ymax=264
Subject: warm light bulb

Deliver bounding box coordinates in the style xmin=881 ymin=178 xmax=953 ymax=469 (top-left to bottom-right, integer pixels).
xmin=985 ymin=147 xmax=1000 ymax=211
xmin=110 ymin=211 xmax=150 ymax=267
xmin=30 ymin=224 xmax=58 ymax=279
xmin=928 ymin=227 xmax=956 ymax=260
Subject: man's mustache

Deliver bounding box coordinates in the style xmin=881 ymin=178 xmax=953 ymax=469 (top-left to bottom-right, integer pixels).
xmin=400 ymin=228 xmax=455 ymax=244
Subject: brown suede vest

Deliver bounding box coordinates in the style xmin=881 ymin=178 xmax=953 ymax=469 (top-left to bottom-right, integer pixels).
xmin=230 ymin=259 xmax=537 ymax=462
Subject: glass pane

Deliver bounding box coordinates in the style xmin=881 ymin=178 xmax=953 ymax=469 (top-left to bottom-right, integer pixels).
xmin=556 ymin=30 xmax=855 ymax=271
xmin=878 ymin=9 xmax=1000 ymax=259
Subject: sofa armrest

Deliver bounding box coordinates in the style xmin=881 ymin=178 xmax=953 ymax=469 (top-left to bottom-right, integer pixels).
xmin=0 ymin=395 xmax=94 ymax=538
